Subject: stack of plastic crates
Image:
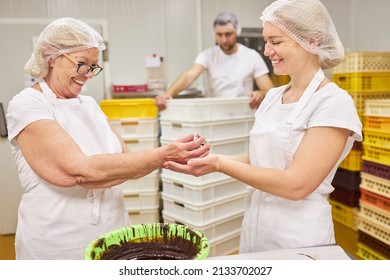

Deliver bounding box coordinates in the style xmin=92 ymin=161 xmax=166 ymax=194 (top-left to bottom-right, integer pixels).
xmin=159 ymin=97 xmax=255 ymax=257
xmin=99 ymin=98 xmax=162 ymax=224
xmin=331 ymin=52 xmax=390 ymax=258
xmin=357 ymin=99 xmax=390 ymax=260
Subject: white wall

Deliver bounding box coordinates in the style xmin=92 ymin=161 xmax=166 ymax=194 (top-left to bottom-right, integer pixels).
xmin=1 ymin=0 xmax=389 ymax=93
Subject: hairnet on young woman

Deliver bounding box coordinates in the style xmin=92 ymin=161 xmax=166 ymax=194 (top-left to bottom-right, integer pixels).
xmin=260 ymin=0 xmax=344 ymax=69
xmin=25 ymin=17 xmax=106 ymax=79
xmin=213 ymin=12 xmax=242 ymax=36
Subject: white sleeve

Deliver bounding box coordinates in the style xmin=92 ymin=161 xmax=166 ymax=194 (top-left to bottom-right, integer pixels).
xmin=6 ymin=89 xmax=55 ymax=142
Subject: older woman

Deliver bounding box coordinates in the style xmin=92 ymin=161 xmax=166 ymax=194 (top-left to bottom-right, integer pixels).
xmin=6 ymin=17 xmax=209 ymax=259
xmin=164 ymin=0 xmax=362 ymax=253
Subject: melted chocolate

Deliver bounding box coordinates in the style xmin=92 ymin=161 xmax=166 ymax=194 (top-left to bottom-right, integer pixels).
xmin=95 ymin=223 xmax=207 ymax=260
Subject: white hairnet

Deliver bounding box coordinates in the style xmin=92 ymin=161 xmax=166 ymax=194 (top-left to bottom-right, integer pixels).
xmin=213 ymin=12 xmax=242 ymax=36
xmin=25 ymin=17 xmax=106 ymax=79
xmin=260 ymin=0 xmax=344 ymax=69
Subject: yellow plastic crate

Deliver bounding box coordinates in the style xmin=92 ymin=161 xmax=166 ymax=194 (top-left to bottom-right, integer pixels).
xmin=100 ymin=98 xmax=158 ymax=119
xmin=332 ymin=72 xmax=390 ymax=93
xmin=357 ymin=242 xmax=387 ymax=260
xmin=339 ymin=150 xmax=362 ymax=171
xmin=329 ymin=199 xmax=359 ymax=231
xmin=362 ymin=144 xmax=390 ymax=166
xmin=363 ymin=129 xmax=390 ymax=150
xmin=333 ymin=52 xmax=390 ymax=74
xmin=364 ymin=116 xmax=390 ymax=133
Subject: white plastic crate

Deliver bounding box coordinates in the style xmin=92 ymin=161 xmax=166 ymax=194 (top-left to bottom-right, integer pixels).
xmin=364 ymin=99 xmax=390 ymax=117
xmin=160 ymin=117 xmax=254 ymax=141
xmin=161 ymin=192 xmax=246 ymax=225
xmin=162 ymin=210 xmax=244 ymax=243
xmin=160 ymin=97 xmax=255 ymax=122
xmin=161 ymin=169 xmax=230 ymax=185
xmin=109 ymin=118 xmax=158 ymax=138
xmin=128 ymin=207 xmax=160 ymax=225
xmin=119 ymin=171 xmax=160 ymax=195
xmin=207 ymin=230 xmax=241 ymax=257
xmin=160 ymin=136 xmax=249 ymax=184
xmin=124 ymin=191 xmax=160 ymax=211
xmin=123 ymin=136 xmax=159 ymax=151
xmin=161 ymin=175 xmax=247 ymax=206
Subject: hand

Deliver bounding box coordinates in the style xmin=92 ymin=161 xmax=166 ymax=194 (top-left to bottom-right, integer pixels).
xmin=155 ymin=92 xmax=171 ymax=111
xmin=163 ymin=154 xmax=221 ymax=176
xmin=162 ymin=134 xmax=210 ymax=164
xmin=248 ymin=91 xmax=265 ymax=109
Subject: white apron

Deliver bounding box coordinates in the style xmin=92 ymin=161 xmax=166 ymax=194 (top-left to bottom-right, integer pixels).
xmin=15 ymin=81 xmax=130 ymax=259
xmin=239 ymin=69 xmax=335 ymax=253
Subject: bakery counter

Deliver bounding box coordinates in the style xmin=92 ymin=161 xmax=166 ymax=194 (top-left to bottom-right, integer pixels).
xmin=208 ymin=245 xmax=352 ymax=260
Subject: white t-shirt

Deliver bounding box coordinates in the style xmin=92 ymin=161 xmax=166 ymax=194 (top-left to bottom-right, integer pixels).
xmin=195 ymin=43 xmax=269 ymax=97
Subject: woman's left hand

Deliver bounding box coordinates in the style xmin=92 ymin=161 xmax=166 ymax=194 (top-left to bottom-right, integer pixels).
xmin=163 ymin=154 xmax=221 ymax=176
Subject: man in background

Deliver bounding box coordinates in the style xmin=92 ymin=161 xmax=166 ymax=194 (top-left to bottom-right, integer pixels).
xmin=155 ymin=12 xmax=274 ymax=111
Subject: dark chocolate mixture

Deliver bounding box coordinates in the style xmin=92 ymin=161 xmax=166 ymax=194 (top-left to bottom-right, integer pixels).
xmin=92 ymin=224 xmax=207 ymax=260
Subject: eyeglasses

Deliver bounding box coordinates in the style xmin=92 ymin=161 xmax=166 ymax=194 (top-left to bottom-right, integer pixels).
xmin=62 ymin=53 xmax=103 ymax=76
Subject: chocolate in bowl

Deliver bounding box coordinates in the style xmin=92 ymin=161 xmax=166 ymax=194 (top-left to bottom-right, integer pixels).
xmin=84 ymin=223 xmax=209 ymax=260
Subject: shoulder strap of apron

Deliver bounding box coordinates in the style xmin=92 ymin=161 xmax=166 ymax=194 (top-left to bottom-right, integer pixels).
xmin=286 ymin=68 xmax=325 ymax=124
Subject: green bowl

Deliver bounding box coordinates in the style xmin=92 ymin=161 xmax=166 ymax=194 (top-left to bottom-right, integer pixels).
xmin=84 ymin=223 xmax=209 ymax=260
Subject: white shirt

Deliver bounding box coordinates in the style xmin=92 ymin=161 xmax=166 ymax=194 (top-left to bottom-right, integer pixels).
xmin=7 ymin=83 xmax=130 ymax=259
xmin=195 ymin=43 xmax=269 ymax=97
xmin=240 ymin=69 xmax=363 ymax=253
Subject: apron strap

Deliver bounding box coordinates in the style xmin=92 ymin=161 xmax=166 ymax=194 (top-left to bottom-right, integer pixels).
xmin=286 ymin=68 xmax=324 ymax=124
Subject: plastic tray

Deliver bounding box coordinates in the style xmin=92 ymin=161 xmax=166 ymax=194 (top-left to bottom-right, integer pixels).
xmin=332 ymin=52 xmax=390 ymax=73
xmin=363 ymin=129 xmax=390 ymax=150
xmin=364 ymin=99 xmax=390 ymax=117
xmin=347 ymin=92 xmax=389 ymax=115
xmin=329 ymin=184 xmax=360 ymax=207
xmin=207 ymin=230 xmax=241 ymax=257
xmin=332 ymin=72 xmax=390 ymax=93
xmin=161 ymin=192 xmax=246 ymax=225
xmin=329 ymin=199 xmax=359 ymax=231
xmin=358 ymin=230 xmax=390 ymax=259
xmin=124 ymin=191 xmax=160 ymax=211
xmin=363 ymin=160 xmax=390 ymax=181
xmin=338 ymin=150 xmax=363 ymax=171
xmin=357 ymin=242 xmax=387 ymax=260
xmin=161 ymin=175 xmax=247 ymax=206
xmin=360 ymin=172 xmax=390 ymax=198
xmin=100 ymin=98 xmax=158 ymax=119
xmin=359 ymin=201 xmax=390 ymax=229
xmin=123 ymin=136 xmax=159 ymax=151
xmin=160 ymin=97 xmax=255 ymax=122
xmin=332 ymin=168 xmax=361 ymax=190
xmin=118 ymin=171 xmax=160 ymax=194
xmin=358 ymin=213 xmax=390 ymax=246
xmin=362 ymin=144 xmax=390 ymax=166
xmin=128 ymin=207 xmax=160 ymax=224
xmin=160 ymin=117 xmax=254 ymax=141
xmin=162 ymin=210 xmax=244 ymax=243
xmin=364 ymin=116 xmax=390 ymax=133
xmin=109 ymin=118 xmax=158 ymax=138
xmin=360 ymin=188 xmax=390 ymax=212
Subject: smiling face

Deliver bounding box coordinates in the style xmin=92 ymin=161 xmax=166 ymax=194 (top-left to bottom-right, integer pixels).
xmin=262 ymin=22 xmax=313 ymax=77
xmin=46 ymin=48 xmax=100 ymax=99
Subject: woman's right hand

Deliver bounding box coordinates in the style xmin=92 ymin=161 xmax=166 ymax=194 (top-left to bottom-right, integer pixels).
xmin=162 ymin=134 xmax=210 ymax=164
